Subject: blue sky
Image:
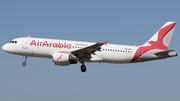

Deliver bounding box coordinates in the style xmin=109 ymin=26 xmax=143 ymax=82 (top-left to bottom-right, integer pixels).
xmin=0 ymin=0 xmax=180 ymax=101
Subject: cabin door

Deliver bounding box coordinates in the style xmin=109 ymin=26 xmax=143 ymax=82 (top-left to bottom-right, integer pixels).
xmin=22 ymin=38 xmax=28 ymax=49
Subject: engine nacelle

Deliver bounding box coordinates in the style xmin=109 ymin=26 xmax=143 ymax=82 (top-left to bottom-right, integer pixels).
xmin=52 ymin=52 xmax=77 ymax=66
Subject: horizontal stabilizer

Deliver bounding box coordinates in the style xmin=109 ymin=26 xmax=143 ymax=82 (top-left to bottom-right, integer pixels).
xmin=154 ymin=50 xmax=174 ymax=55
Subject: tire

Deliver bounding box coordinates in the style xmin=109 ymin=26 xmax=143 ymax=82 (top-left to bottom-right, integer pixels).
xmin=81 ymin=65 xmax=86 ymax=72
xmin=22 ymin=62 xmax=26 ymax=66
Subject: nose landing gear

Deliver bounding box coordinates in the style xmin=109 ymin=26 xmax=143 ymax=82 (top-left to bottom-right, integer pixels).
xmin=22 ymin=56 xmax=27 ymax=66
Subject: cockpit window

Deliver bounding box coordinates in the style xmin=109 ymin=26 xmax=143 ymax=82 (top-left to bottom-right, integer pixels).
xmin=9 ymin=41 xmax=17 ymax=44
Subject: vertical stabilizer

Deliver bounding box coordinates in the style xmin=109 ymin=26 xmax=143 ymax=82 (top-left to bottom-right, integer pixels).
xmin=142 ymin=21 xmax=176 ymax=50
xmin=130 ymin=21 xmax=176 ymax=63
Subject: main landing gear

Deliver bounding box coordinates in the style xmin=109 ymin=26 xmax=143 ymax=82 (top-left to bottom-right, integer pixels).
xmin=22 ymin=56 xmax=27 ymax=66
xmin=81 ymin=64 xmax=86 ymax=72
xmin=79 ymin=57 xmax=86 ymax=73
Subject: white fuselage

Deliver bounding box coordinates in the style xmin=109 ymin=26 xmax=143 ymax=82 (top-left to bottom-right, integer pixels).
xmin=2 ymin=37 xmax=177 ymax=64
xmin=2 ymin=37 xmax=140 ymax=63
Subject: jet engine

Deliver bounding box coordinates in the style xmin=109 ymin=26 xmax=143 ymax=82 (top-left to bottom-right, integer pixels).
xmin=52 ymin=52 xmax=77 ymax=66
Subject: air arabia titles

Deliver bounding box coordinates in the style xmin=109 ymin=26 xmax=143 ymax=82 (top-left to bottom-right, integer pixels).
xmin=30 ymin=40 xmax=72 ymax=49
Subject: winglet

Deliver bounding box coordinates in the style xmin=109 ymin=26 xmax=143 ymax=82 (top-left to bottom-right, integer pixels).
xmin=103 ymin=40 xmax=108 ymax=45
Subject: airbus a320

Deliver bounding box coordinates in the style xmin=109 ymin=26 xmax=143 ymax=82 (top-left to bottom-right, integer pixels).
xmin=2 ymin=21 xmax=177 ymax=72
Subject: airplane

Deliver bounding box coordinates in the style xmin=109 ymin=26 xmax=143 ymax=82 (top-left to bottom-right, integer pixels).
xmin=2 ymin=21 xmax=178 ymax=72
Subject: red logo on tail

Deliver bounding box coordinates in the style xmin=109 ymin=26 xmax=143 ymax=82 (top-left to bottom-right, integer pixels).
xmin=130 ymin=22 xmax=176 ymax=63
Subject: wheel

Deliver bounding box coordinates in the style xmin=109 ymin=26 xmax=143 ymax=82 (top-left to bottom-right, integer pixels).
xmin=22 ymin=62 xmax=26 ymax=66
xmin=81 ymin=65 xmax=86 ymax=72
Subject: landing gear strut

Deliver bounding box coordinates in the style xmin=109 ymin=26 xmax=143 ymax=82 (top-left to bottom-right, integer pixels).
xmin=22 ymin=56 xmax=27 ymax=66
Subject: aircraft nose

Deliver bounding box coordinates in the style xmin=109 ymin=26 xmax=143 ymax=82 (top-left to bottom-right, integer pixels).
xmin=2 ymin=44 xmax=8 ymax=52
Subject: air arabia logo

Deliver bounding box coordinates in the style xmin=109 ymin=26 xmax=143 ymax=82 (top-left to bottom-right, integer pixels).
xmin=57 ymin=55 xmax=63 ymax=60
xmin=30 ymin=40 xmax=72 ymax=49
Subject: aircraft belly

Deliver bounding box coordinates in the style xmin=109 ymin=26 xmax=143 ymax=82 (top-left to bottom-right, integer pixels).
xmin=21 ymin=47 xmax=53 ymax=58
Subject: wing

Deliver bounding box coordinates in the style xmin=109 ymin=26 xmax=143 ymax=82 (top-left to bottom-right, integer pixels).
xmin=71 ymin=41 xmax=108 ymax=57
